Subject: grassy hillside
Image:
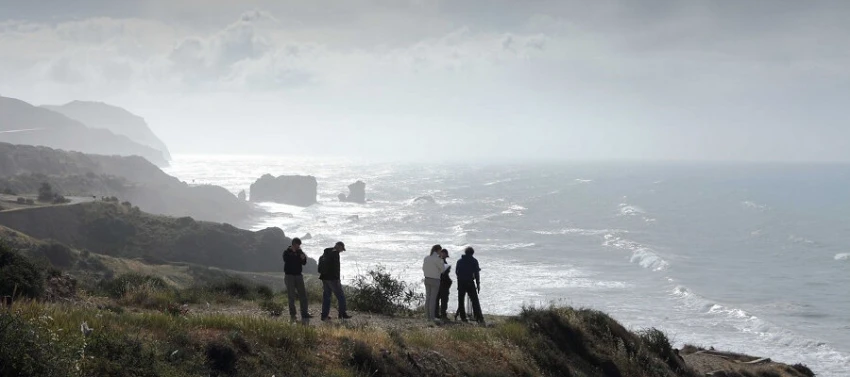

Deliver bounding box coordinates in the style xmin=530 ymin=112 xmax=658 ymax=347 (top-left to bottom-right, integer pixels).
xmin=0 ymin=142 xmax=255 ymax=223
xmin=0 ymin=201 xmax=307 ymax=273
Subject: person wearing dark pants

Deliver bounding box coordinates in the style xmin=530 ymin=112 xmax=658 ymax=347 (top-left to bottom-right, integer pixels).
xmin=436 ymin=249 xmax=452 ymax=320
xmin=455 ymin=246 xmax=483 ymax=324
xmin=282 ymin=238 xmax=311 ymax=320
xmin=319 ymin=241 xmax=351 ymax=320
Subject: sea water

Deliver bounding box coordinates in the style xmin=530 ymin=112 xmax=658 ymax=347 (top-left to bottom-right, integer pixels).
xmin=166 ymin=156 xmax=850 ymax=376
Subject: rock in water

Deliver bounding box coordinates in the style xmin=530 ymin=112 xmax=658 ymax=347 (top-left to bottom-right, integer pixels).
xmin=237 ymin=190 xmax=247 ymax=201
xmin=302 ymin=233 xmax=312 ymax=240
xmin=339 ymin=180 xmax=366 ymax=203
xmin=249 ymin=174 xmax=317 ymax=207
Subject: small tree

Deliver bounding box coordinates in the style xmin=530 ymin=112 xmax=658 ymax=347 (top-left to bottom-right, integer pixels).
xmin=37 ymin=182 xmax=54 ymax=202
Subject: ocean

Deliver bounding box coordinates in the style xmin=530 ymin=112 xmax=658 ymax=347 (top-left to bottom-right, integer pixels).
xmin=165 ymin=156 xmax=850 ymax=376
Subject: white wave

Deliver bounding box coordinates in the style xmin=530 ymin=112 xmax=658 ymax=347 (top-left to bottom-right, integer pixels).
xmin=603 ymin=234 xmax=669 ymax=271
xmin=534 ymin=228 xmax=628 ymax=236
xmin=742 ymin=201 xmax=770 ymax=211
xmin=486 ymin=242 xmax=537 ymax=251
xmin=483 ymin=178 xmax=513 ymax=186
xmin=575 ymin=178 xmax=593 ymax=184
xmin=835 ymin=253 xmax=850 ymax=261
xmin=788 ymin=235 xmax=817 ymax=245
xmin=501 ymin=204 xmax=527 ymax=216
xmin=618 ymin=203 xmax=645 ymax=216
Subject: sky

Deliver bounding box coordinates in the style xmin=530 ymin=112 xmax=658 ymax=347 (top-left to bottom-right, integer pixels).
xmin=1 ymin=0 xmax=849 ymax=162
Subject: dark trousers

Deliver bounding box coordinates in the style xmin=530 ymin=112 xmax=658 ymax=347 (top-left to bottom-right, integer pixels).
xmin=321 ymin=280 xmax=347 ymax=318
xmin=436 ymin=279 xmax=452 ymax=318
xmin=284 ymin=274 xmax=309 ymax=318
xmin=457 ymin=280 xmax=483 ymax=322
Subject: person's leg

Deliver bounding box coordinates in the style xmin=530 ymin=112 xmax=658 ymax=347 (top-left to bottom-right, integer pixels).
xmin=331 ymin=280 xmax=348 ymax=316
xmin=467 ymin=286 xmax=483 ymax=323
xmin=427 ymin=278 xmax=441 ymax=321
xmin=284 ymin=275 xmax=297 ymax=317
xmin=438 ymin=282 xmax=449 ymax=318
xmin=295 ymin=275 xmax=309 ymax=318
xmin=424 ymin=279 xmax=434 ymax=320
xmin=321 ymin=280 xmax=332 ymax=319
xmin=456 ymin=281 xmax=468 ymax=322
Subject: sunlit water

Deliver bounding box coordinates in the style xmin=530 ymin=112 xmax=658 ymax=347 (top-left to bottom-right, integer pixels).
xmin=166 ymin=156 xmax=850 ymax=376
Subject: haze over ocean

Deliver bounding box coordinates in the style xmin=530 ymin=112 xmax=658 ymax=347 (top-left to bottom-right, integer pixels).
xmin=167 ymin=155 xmax=850 ymax=377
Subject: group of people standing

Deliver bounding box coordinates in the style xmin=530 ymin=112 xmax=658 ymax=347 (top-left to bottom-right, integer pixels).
xmin=423 ymin=244 xmax=484 ymax=324
xmin=282 ymin=238 xmax=484 ymax=324
xmin=282 ymin=238 xmax=351 ymax=321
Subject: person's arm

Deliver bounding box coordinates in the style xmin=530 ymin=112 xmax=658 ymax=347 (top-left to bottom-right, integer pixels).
xmin=299 ymin=251 xmax=307 ymax=265
xmin=474 ymin=261 xmax=481 ymax=292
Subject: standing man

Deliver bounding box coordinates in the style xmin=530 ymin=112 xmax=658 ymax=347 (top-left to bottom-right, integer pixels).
xmin=436 ymin=249 xmax=453 ymax=320
xmin=455 ymin=246 xmax=483 ymax=324
xmin=422 ymin=244 xmax=445 ymax=322
xmin=319 ymin=241 xmax=352 ymax=320
xmin=283 ymin=238 xmax=311 ymax=320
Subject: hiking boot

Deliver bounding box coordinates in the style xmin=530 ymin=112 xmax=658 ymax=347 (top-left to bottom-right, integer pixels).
xmin=339 ymin=313 xmax=353 ymax=320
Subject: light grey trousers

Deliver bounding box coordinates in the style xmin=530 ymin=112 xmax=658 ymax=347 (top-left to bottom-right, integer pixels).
xmin=424 ymin=277 xmax=441 ymax=321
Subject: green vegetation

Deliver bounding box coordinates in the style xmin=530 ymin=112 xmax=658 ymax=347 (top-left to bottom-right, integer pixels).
xmin=349 ymin=265 xmax=423 ymax=316
xmin=37 ymin=182 xmax=69 ymax=204
xmin=0 ymin=243 xmax=45 ymax=299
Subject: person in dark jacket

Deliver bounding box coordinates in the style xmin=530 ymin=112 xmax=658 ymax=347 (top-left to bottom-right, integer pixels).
xmin=282 ymin=238 xmax=311 ymax=320
xmin=455 ymin=246 xmax=483 ymax=323
xmin=436 ymin=249 xmax=452 ymax=320
xmin=319 ymin=241 xmax=351 ymax=320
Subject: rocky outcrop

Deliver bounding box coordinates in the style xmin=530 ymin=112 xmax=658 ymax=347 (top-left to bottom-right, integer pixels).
xmin=42 ymin=101 xmax=172 ymax=162
xmin=0 ymin=96 xmax=168 ymax=166
xmin=413 ymin=195 xmax=436 ymax=204
xmin=339 ymin=180 xmax=366 ymax=203
xmin=237 ymin=190 xmax=247 ymax=201
xmin=249 ymin=174 xmax=317 ymax=207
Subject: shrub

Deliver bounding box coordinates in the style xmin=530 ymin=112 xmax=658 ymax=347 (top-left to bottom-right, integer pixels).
xmin=25 ymin=199 xmax=34 ymax=205
xmin=259 ymin=300 xmax=285 ymax=317
xmin=255 ymin=285 xmax=274 ymax=300
xmin=37 ymin=182 xmax=55 ymax=202
xmin=0 ymin=243 xmax=45 ymax=299
xmin=16 ymin=197 xmax=26 ymax=204
xmin=0 ymin=311 xmax=76 ymax=377
xmin=35 ymin=242 xmax=77 ymax=268
xmin=98 ymin=274 xmax=168 ymax=299
xmin=207 ymin=278 xmax=273 ymax=301
xmin=2 ymin=187 xmax=16 ymax=195
xmin=82 ymin=331 xmax=159 ymax=377
xmin=206 ymin=341 xmax=238 ymax=375
xmin=638 ymin=328 xmax=689 ymax=374
xmin=349 ymin=265 xmax=423 ymax=316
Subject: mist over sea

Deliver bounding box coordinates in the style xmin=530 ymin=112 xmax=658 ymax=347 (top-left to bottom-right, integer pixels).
xmin=166 ymin=156 xmax=850 ymax=376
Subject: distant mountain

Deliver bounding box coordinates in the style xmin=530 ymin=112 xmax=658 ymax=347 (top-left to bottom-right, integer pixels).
xmin=42 ymin=101 xmax=171 ymax=161
xmin=0 ymin=96 xmax=167 ymax=166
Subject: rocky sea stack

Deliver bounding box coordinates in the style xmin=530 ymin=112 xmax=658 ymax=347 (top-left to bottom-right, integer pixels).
xmin=338 ymin=180 xmax=366 ymax=203
xmin=249 ymin=174 xmax=317 ymax=207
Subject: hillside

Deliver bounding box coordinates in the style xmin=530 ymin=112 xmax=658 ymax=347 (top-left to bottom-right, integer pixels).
xmin=0 ymin=96 xmax=168 ymax=166
xmin=43 ymin=100 xmax=172 ymax=162
xmin=0 ymin=201 xmax=304 ymax=272
xmin=0 ymin=142 xmax=255 ymax=223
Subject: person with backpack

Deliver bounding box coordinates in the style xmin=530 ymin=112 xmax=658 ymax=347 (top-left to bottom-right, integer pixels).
xmin=436 ymin=248 xmax=453 ymax=320
xmin=282 ymin=238 xmax=311 ymax=320
xmin=455 ymin=246 xmax=484 ymax=324
xmin=319 ymin=241 xmax=351 ymax=320
xmin=423 ymin=244 xmax=446 ymax=322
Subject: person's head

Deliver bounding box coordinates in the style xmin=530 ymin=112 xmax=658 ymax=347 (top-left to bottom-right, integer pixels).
xmin=440 ymin=249 xmax=449 ymax=259
xmin=292 ymin=238 xmax=302 ymax=250
xmin=430 ymin=244 xmax=442 ymax=255
xmin=464 ymin=246 xmax=475 ymax=256
xmin=335 ymin=241 xmax=346 ymax=253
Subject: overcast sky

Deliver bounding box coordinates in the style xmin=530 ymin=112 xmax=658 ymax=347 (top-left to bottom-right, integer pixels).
xmin=1 ymin=0 xmax=848 ymax=162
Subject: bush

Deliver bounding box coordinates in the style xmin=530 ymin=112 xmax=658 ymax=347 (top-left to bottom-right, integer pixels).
xmin=0 ymin=312 xmax=76 ymax=377
xmin=0 ymin=243 xmax=45 ymax=299
xmin=349 ymin=265 xmax=423 ymax=316
xmin=25 ymin=199 xmax=34 ymax=205
xmin=98 ymin=274 xmax=169 ymax=299
xmin=207 ymin=278 xmax=273 ymax=301
xmin=206 ymin=341 xmax=238 ymax=375
xmin=2 ymin=187 xmax=16 ymax=195
xmin=82 ymin=331 xmax=159 ymax=377
xmin=35 ymin=242 xmax=77 ymax=268
xmin=259 ymin=300 xmax=285 ymax=317
xmin=16 ymin=197 xmax=26 ymax=204
xmin=37 ymin=182 xmax=55 ymax=202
